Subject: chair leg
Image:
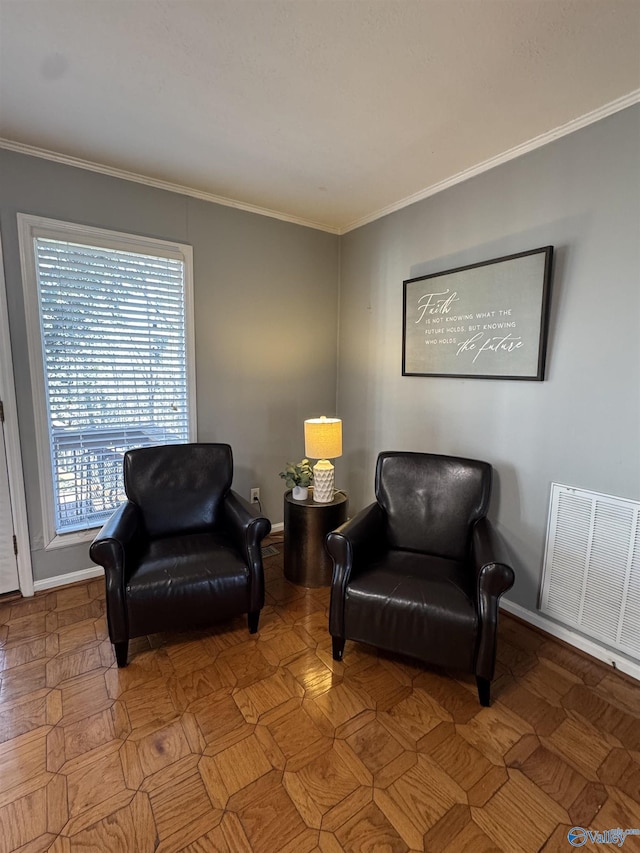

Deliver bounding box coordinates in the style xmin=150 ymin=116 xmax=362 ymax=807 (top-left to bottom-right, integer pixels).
xmin=114 ymin=641 xmax=128 ymax=668
xmin=476 ymin=676 xmax=491 ymax=707
xmin=248 ymin=611 xmax=260 ymax=634
xmin=332 ymin=636 xmax=345 ymax=662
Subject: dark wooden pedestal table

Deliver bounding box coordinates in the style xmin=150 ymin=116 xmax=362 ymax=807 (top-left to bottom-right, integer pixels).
xmin=283 ymin=489 xmax=348 ymax=587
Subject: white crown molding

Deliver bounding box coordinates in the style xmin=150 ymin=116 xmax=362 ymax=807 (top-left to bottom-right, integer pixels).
xmin=0 ymin=137 xmax=340 ymax=236
xmin=340 ymin=89 xmax=640 ymax=234
xmin=500 ymin=598 xmax=640 ymax=683
xmin=1 ymin=89 xmax=638 ymax=237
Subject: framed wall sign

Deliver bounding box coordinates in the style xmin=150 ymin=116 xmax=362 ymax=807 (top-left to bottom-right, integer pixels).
xmin=402 ymin=246 xmax=554 ymax=380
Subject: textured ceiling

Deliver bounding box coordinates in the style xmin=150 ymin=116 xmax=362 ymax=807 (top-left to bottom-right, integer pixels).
xmin=1 ymin=0 xmax=639 ymax=232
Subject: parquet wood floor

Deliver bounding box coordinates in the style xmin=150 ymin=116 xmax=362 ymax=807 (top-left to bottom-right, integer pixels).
xmin=1 ymin=536 xmax=639 ymax=852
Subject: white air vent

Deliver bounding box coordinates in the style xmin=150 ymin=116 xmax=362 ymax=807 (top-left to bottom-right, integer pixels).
xmin=540 ymin=484 xmax=640 ymax=660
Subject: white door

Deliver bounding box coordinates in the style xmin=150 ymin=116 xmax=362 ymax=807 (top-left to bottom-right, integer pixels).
xmin=0 ymin=411 xmax=20 ymax=593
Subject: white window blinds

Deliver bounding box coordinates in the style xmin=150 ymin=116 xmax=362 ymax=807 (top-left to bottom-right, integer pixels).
xmin=33 ymin=236 xmax=191 ymax=534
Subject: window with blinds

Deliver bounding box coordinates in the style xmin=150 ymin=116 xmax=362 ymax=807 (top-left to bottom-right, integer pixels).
xmin=18 ymin=216 xmax=195 ymax=542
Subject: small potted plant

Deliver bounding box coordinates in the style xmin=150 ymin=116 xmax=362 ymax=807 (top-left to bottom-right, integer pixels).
xmin=279 ymin=458 xmax=313 ymax=500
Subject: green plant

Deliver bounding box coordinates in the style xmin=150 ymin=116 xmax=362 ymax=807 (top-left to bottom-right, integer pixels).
xmin=279 ymin=458 xmax=313 ymax=489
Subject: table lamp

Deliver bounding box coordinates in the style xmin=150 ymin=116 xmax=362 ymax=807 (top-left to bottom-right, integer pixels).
xmin=304 ymin=416 xmax=342 ymax=503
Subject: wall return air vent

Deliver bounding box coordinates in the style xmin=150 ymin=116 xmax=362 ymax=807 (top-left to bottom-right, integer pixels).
xmin=540 ymin=484 xmax=640 ymax=662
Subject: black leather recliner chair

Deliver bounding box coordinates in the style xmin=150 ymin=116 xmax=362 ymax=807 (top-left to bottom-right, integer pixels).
xmin=90 ymin=443 xmax=271 ymax=667
xmin=326 ymin=451 xmax=514 ymax=706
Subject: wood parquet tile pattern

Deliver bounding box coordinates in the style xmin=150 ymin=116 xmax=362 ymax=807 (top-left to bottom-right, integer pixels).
xmin=1 ymin=537 xmax=639 ymax=852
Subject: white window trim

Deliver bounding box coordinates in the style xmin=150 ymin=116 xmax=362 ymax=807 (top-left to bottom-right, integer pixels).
xmin=0 ymin=235 xmax=34 ymax=595
xmin=17 ymin=214 xmax=196 ymax=550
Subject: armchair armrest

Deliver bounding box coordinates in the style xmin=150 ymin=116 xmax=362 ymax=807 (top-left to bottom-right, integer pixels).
xmin=222 ymin=490 xmax=271 ymax=613
xmin=326 ymin=502 xmax=385 ymax=576
xmin=472 ymin=517 xmax=515 ymax=597
xmin=223 ymin=490 xmax=271 ymax=552
xmin=89 ymin=500 xmax=145 ymax=644
xmin=326 ymin=501 xmax=385 ymax=638
xmin=90 ymin=500 xmax=145 ymax=576
xmin=471 ymin=517 xmax=515 ymax=680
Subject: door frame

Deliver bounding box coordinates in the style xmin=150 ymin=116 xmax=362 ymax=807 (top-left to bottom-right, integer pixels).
xmin=0 ymin=235 xmax=34 ymax=597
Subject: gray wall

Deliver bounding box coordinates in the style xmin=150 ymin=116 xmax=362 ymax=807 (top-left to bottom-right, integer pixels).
xmin=337 ymin=105 xmax=640 ymax=613
xmin=0 ymin=149 xmax=339 ymax=582
xmin=2 ymin=104 xmax=639 ymax=599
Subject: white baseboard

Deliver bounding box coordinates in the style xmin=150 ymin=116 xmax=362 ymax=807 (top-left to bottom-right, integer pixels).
xmin=31 ymin=554 xmax=638 ymax=684
xmin=34 ymin=565 xmax=104 ymax=592
xmin=270 ymin=522 xmax=284 ymax=533
xmin=500 ymin=598 xmax=640 ymax=683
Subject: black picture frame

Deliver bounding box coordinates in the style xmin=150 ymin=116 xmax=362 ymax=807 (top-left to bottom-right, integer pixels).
xmin=402 ymin=246 xmax=554 ymax=380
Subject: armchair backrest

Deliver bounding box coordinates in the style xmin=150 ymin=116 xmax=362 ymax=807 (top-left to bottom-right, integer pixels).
xmin=375 ymin=451 xmax=492 ymax=560
xmin=124 ymin=443 xmax=233 ymax=538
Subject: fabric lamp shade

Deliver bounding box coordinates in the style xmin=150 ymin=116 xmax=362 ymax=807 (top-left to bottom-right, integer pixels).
xmin=304 ymin=417 xmax=342 ymax=460
xmin=304 ymin=417 xmax=342 ymax=503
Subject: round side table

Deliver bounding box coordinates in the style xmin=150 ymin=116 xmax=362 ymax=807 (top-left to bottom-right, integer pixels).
xmin=283 ymin=489 xmax=348 ymax=587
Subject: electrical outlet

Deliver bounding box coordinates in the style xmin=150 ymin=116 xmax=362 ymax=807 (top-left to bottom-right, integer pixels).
xmin=250 ymin=488 xmax=260 ymax=504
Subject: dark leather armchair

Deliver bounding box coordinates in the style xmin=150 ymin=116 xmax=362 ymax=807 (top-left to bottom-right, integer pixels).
xmin=90 ymin=443 xmax=271 ymax=667
xmin=326 ymin=452 xmax=514 ymax=706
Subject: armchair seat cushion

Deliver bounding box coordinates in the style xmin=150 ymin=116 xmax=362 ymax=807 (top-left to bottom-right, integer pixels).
xmin=126 ymin=532 xmax=250 ymax=636
xmin=344 ymin=551 xmax=478 ymax=671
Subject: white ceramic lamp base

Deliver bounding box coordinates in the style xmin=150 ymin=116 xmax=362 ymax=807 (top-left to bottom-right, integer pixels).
xmin=312 ymin=460 xmax=335 ymax=503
